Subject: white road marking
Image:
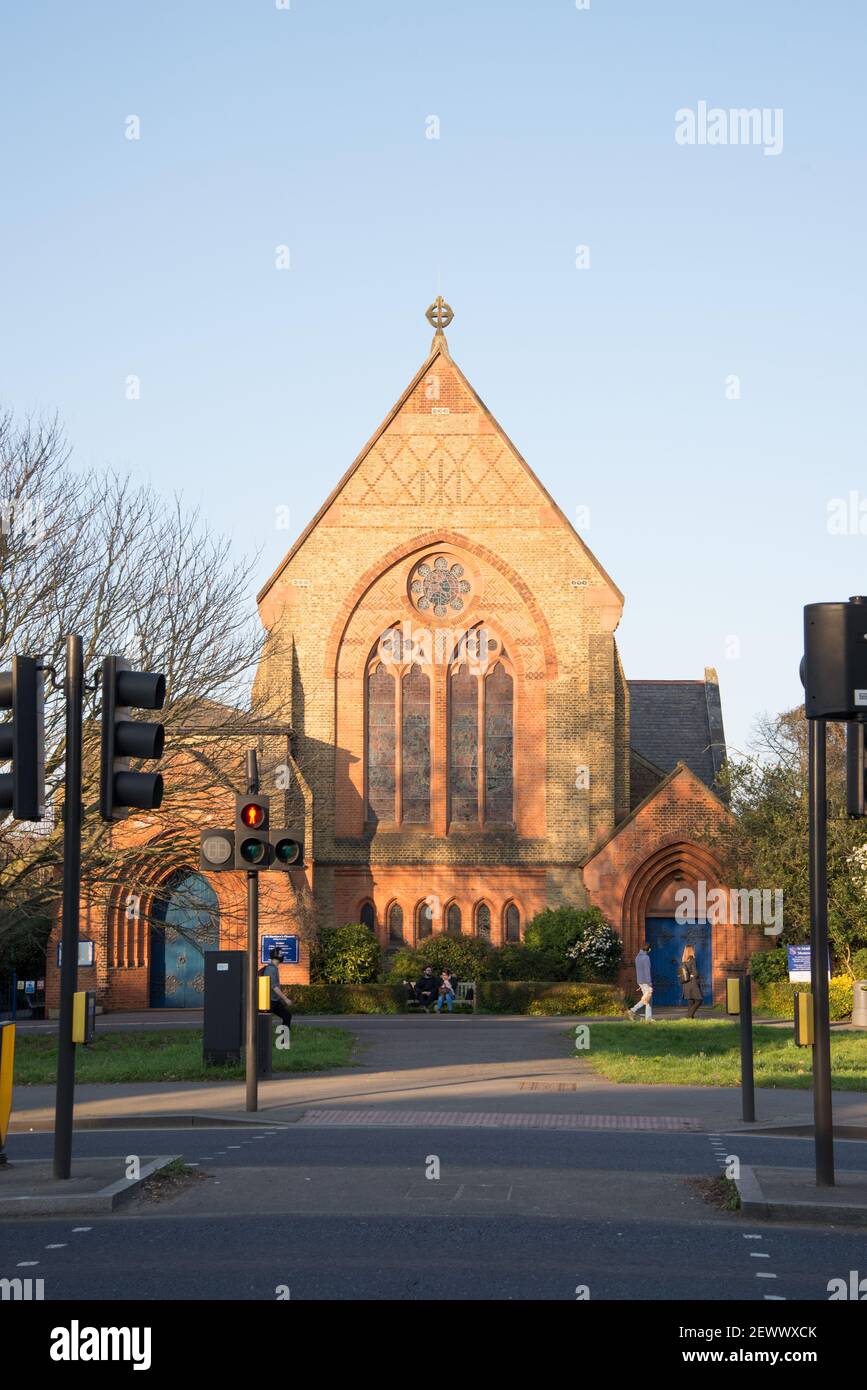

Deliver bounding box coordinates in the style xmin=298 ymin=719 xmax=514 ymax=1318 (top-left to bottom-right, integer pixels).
xmin=750 ymin=1252 xmax=770 ymax=1259
xmin=45 ymin=1244 xmax=67 ymax=1249
xmin=16 ymin=1261 xmax=38 ymax=1267
xmin=71 ymin=1227 xmax=92 ymax=1233
xmin=756 ymin=1272 xmax=778 ymax=1279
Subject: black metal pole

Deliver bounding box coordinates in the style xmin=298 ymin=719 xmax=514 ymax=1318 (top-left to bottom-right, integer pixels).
xmin=53 ymin=635 xmax=83 ymax=1180
xmin=739 ymin=972 xmax=755 ymax=1122
xmin=245 ymin=749 xmax=259 ymax=1113
xmin=808 ymin=717 xmax=835 ymax=1186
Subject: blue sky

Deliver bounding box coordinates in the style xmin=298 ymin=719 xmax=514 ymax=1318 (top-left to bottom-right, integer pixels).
xmin=1 ymin=1 xmax=865 ymax=756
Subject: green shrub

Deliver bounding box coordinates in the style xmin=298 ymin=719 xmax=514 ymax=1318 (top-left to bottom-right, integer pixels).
xmin=414 ymin=935 xmax=494 ymax=980
xmin=755 ymin=976 xmax=854 ymax=1021
xmin=850 ymin=947 xmax=867 ymax=979
xmin=315 ymin=924 xmax=381 ymax=984
xmin=749 ymin=947 xmax=789 ymax=986
xmin=566 ymin=916 xmax=623 ymax=982
xmin=489 ymin=944 xmax=561 ymax=981
xmin=477 ymin=980 xmax=623 ymax=1015
xmin=524 ymin=905 xmax=587 ymax=958
xmin=522 ymin=904 xmax=620 ymax=981
xmin=289 ymin=984 xmax=405 ymax=1014
xmin=384 ymin=948 xmax=421 ymax=983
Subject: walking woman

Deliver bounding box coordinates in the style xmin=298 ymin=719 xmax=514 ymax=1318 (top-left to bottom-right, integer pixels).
xmin=680 ymin=944 xmax=703 ymax=1019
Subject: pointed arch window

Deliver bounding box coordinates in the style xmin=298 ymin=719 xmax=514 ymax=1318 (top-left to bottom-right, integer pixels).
xmin=504 ymin=903 xmax=521 ymax=943
xmin=475 ymin=903 xmax=491 ymax=939
xmin=360 ymin=901 xmax=376 ymax=933
xmin=388 ymin=903 xmax=404 ymax=944
xmin=401 ymin=665 xmax=431 ymax=823
xmin=366 ymin=662 xmax=396 ymax=824
xmin=366 ymin=628 xmax=432 ymax=826
xmin=448 ymin=628 xmax=514 ymax=826
xmin=449 ymin=664 xmax=478 ymax=823
xmin=417 ymin=900 xmax=434 ymax=940
xmin=485 ymin=663 xmax=514 ymax=823
xmin=446 ymin=903 xmax=462 ymax=937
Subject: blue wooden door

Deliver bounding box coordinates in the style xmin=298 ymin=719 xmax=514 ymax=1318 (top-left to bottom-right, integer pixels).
xmin=149 ymin=872 xmax=219 ymax=1008
xmin=645 ymin=918 xmax=712 ymax=1006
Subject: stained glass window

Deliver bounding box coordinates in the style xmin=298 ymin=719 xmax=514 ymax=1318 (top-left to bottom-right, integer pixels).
xmin=446 ymin=903 xmax=462 ymax=936
xmin=388 ymin=903 xmax=404 ymax=944
xmin=449 ymin=665 xmax=478 ymax=822
xmin=475 ymin=903 xmax=491 ymax=939
xmin=417 ymin=900 xmax=433 ymax=939
xmin=505 ymin=903 xmax=520 ymax=943
xmin=366 ymin=664 xmax=396 ymax=823
xmin=360 ymin=901 xmax=376 ymax=932
xmin=485 ymin=663 xmax=514 ymax=822
xmin=410 ymin=556 xmax=472 ymax=617
xmin=401 ymin=665 xmax=431 ymax=823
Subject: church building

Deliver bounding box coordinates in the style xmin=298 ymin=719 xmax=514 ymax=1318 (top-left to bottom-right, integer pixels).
xmin=46 ymin=300 xmax=760 ymax=1014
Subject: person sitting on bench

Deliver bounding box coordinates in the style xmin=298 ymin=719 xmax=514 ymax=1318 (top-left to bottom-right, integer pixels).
xmin=415 ymin=966 xmax=438 ymax=1012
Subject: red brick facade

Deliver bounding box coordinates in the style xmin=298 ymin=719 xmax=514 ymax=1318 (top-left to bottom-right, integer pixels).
xmin=47 ymin=316 xmax=751 ymax=1011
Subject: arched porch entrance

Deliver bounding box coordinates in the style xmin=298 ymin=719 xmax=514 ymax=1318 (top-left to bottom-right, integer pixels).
xmin=622 ymin=842 xmax=724 ymax=1006
xmin=149 ymin=870 xmax=220 ymax=1008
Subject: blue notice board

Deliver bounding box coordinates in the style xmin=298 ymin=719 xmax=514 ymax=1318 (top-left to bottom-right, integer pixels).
xmin=787 ymin=944 xmax=830 ymax=982
xmin=261 ymin=935 xmax=299 ymax=966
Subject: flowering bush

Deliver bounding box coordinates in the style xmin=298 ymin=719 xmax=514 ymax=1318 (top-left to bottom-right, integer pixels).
xmin=566 ymin=914 xmax=623 ymax=982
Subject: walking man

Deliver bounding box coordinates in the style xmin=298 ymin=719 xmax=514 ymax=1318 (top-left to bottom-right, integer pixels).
xmin=628 ymin=942 xmax=654 ymax=1022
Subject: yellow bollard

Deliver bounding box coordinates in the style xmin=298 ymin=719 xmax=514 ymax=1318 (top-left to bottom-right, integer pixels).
xmin=0 ymin=1022 xmax=15 ymax=1158
xmin=794 ymin=991 xmax=814 ymax=1047
xmin=726 ymin=978 xmax=740 ymax=1015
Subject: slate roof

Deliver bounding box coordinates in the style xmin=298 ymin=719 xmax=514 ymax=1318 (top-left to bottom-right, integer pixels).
xmin=628 ymin=673 xmax=726 ymax=793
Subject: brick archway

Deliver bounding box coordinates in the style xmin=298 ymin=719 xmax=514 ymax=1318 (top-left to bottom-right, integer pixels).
xmin=622 ymin=840 xmax=723 ymax=955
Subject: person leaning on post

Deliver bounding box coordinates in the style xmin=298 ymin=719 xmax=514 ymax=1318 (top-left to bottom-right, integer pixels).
xmin=261 ymin=947 xmax=293 ymax=1031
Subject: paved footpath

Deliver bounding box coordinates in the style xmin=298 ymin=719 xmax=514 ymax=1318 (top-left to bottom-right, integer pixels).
xmin=10 ymin=1014 xmax=867 ymax=1134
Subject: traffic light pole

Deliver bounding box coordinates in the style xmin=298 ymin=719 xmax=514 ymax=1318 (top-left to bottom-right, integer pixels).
xmin=808 ymin=717 xmax=835 ymax=1187
xmin=53 ymin=635 xmax=83 ymax=1180
xmin=738 ymin=973 xmax=755 ymax=1123
xmin=245 ymin=749 xmax=259 ymax=1113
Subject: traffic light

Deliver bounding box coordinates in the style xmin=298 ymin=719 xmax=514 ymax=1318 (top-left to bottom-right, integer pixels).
xmin=200 ymin=828 xmax=235 ymax=871
xmin=802 ymin=597 xmax=867 ymax=720
xmin=100 ymin=656 xmax=166 ymax=821
xmin=270 ymin=829 xmax=303 ymax=869
xmin=235 ymin=793 xmax=271 ymax=868
xmin=0 ymin=655 xmax=45 ymax=821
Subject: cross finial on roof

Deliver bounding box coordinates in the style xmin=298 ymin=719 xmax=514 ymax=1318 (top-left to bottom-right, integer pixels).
xmin=426 ymin=296 xmax=454 ymax=334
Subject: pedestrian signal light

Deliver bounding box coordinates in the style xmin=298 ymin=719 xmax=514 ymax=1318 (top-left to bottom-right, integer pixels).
xmin=234 ymin=793 xmax=270 ymax=869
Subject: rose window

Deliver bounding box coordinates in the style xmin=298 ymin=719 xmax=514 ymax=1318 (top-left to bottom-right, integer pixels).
xmin=410 ymin=557 xmax=472 ymax=617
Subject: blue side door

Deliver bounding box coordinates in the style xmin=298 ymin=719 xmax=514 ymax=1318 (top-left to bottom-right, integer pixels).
xmin=149 ymin=872 xmax=219 ymax=1008
xmin=645 ymin=918 xmax=712 ymax=1006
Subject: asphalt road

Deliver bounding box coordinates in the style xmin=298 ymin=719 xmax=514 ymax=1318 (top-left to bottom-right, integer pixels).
xmin=2 ymin=1125 xmax=866 ymax=1301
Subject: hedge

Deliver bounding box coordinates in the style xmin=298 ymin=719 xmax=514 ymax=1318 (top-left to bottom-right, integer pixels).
xmin=755 ymin=977 xmax=854 ymax=1021
xmin=287 ymin=984 xmax=406 ymax=1014
xmin=477 ymin=981 xmax=624 ymax=1016
xmin=285 ymin=981 xmax=624 ymax=1015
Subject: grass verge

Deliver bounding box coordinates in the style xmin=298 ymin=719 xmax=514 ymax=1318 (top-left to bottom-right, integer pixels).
xmin=575 ymin=1019 xmax=867 ymax=1089
xmin=14 ymin=1025 xmax=356 ymax=1084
